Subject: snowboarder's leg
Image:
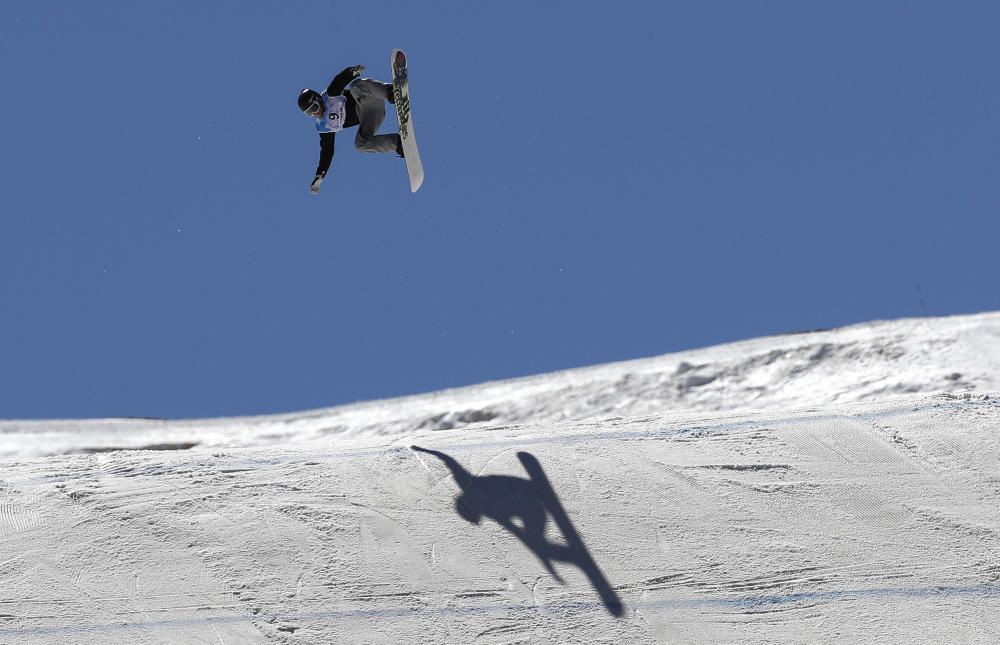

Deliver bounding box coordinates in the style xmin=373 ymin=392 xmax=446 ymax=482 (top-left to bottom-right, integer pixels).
xmin=350 ymin=79 xmax=399 ymax=154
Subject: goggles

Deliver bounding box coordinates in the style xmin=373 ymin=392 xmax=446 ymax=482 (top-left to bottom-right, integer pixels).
xmin=306 ymin=95 xmax=324 ymax=116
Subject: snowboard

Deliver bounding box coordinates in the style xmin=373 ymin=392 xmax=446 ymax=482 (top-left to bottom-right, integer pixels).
xmin=391 ymin=48 xmax=424 ymax=193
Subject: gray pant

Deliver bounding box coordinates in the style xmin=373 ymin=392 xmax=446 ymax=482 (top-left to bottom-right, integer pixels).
xmin=349 ymin=79 xmax=398 ymax=154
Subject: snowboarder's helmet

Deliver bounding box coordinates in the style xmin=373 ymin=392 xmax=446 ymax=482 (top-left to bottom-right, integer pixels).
xmin=298 ymin=89 xmax=323 ymax=115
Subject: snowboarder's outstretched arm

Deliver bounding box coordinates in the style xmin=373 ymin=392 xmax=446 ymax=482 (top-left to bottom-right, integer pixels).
xmin=310 ymin=132 xmax=336 ymax=193
xmin=326 ymin=65 xmax=365 ymax=96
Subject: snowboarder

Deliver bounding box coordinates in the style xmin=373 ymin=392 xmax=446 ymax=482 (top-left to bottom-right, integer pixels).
xmin=298 ymin=65 xmax=404 ymax=195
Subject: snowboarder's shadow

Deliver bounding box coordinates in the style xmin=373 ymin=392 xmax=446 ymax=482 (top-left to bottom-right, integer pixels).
xmin=411 ymin=446 xmax=624 ymax=617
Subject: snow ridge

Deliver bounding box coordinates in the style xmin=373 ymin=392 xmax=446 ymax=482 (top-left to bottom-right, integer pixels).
xmin=1 ymin=312 xmax=999 ymax=643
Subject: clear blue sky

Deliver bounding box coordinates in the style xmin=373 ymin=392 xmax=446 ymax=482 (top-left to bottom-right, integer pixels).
xmin=2 ymin=2 xmax=998 ymax=419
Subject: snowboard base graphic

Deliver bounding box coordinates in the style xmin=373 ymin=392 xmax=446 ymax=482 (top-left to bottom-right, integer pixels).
xmin=391 ymin=48 xmax=424 ymax=193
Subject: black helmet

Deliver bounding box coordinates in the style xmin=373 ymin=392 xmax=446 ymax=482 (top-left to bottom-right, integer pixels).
xmin=298 ymin=88 xmax=323 ymax=114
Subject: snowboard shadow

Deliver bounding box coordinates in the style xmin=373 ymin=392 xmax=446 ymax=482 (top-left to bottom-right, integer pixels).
xmin=411 ymin=446 xmax=624 ymax=617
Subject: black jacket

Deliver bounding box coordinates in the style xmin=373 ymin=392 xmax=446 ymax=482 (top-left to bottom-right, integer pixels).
xmin=315 ymin=67 xmax=362 ymax=178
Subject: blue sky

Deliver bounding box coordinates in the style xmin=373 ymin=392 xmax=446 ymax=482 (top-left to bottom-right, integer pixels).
xmin=2 ymin=1 xmax=998 ymax=419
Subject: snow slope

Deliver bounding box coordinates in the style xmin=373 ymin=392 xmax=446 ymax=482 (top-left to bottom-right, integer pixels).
xmin=4 ymin=311 xmax=999 ymax=461
xmin=2 ymin=312 xmax=999 ymax=643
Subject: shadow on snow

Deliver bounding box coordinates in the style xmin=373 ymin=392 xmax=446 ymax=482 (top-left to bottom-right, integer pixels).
xmin=411 ymin=446 xmax=624 ymax=617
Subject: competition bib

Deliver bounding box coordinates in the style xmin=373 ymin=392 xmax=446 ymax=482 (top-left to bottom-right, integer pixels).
xmin=315 ymin=94 xmax=347 ymax=133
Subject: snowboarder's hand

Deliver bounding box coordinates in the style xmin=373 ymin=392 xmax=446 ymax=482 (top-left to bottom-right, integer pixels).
xmin=349 ymin=64 xmax=365 ymax=78
xmin=310 ymin=175 xmax=323 ymax=195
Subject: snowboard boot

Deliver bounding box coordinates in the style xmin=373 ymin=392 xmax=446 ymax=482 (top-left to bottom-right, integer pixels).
xmin=394 ymin=134 xmax=405 ymax=158
xmin=385 ymin=82 xmax=395 ymax=105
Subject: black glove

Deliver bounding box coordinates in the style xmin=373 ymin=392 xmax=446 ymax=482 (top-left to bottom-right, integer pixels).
xmin=349 ymin=64 xmax=366 ymax=78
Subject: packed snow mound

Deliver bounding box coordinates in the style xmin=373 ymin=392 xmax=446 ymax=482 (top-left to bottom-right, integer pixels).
xmin=2 ymin=395 xmax=999 ymax=643
xmin=3 ymin=311 xmax=1000 ymax=460
xmin=2 ymin=312 xmax=1000 ymax=643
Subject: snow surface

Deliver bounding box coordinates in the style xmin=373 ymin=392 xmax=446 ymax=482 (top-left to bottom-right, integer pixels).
xmin=2 ymin=312 xmax=1000 ymax=643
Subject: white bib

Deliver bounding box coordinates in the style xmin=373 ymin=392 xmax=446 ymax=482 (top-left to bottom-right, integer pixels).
xmin=315 ymin=94 xmax=347 ymax=133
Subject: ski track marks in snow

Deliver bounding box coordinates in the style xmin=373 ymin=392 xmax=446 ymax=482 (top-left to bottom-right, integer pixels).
xmin=0 ymin=488 xmax=46 ymax=539
xmin=0 ymin=395 xmax=999 ymax=643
